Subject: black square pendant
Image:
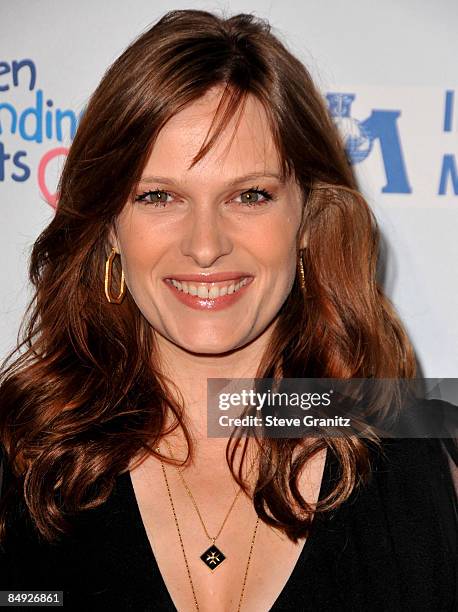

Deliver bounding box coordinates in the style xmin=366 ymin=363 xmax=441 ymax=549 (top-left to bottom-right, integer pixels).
xmin=200 ymin=544 xmax=226 ymax=570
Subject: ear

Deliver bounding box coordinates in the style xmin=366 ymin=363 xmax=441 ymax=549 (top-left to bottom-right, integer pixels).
xmin=299 ymin=227 xmax=309 ymax=250
xmin=108 ymin=225 xmax=120 ymax=252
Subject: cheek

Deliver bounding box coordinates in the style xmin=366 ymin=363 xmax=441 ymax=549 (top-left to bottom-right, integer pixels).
xmin=116 ymin=216 xmax=164 ymax=284
xmin=249 ymin=219 xmax=298 ymax=278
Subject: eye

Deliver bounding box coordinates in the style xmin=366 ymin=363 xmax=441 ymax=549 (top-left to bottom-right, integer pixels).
xmin=134 ymin=186 xmax=275 ymax=208
xmin=135 ymin=189 xmax=173 ymax=207
xmin=234 ymin=187 xmax=274 ymax=207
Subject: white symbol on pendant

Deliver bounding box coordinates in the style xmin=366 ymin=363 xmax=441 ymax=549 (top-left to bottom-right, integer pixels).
xmin=206 ymin=551 xmax=220 ymax=565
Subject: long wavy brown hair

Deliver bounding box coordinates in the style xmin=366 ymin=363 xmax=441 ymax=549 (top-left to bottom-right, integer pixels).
xmin=0 ymin=9 xmax=416 ymax=545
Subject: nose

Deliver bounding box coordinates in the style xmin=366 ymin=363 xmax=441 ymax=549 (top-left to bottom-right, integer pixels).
xmin=179 ymin=204 xmax=233 ymax=268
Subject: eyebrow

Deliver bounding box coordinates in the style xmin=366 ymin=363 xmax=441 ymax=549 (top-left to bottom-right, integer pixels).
xmin=138 ymin=172 xmax=285 ymax=186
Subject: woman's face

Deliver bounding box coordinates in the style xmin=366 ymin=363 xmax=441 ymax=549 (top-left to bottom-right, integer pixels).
xmin=111 ymin=86 xmax=306 ymax=355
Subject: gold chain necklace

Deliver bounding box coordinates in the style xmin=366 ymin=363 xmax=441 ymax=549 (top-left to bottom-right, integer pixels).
xmin=163 ymin=438 xmax=244 ymax=569
xmin=157 ymin=441 xmax=260 ymax=611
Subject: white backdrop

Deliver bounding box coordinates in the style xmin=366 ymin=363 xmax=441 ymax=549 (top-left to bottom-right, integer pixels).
xmin=1 ymin=0 xmax=457 ymax=377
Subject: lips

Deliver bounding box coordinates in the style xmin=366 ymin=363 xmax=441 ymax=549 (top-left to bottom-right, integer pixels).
xmin=166 ymin=276 xmax=250 ymax=296
xmin=163 ymin=272 xmax=253 ymax=283
xmin=163 ymin=274 xmax=254 ymax=311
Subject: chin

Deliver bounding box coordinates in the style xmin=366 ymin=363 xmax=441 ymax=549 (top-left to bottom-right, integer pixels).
xmin=168 ymin=329 xmax=251 ymax=355
xmin=180 ymin=339 xmax=244 ymax=356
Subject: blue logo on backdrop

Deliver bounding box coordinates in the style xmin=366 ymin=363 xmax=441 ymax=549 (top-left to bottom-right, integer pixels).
xmin=326 ymin=93 xmax=412 ymax=194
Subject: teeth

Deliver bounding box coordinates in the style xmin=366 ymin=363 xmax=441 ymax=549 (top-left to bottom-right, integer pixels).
xmin=169 ymin=277 xmax=249 ymax=298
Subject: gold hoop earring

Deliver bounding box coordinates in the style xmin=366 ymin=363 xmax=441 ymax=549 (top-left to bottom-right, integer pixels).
xmin=104 ymin=247 xmax=126 ymax=304
xmin=298 ymin=248 xmax=306 ymax=292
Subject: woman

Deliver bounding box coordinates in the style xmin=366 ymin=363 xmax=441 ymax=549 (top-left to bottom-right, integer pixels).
xmin=0 ymin=9 xmax=456 ymax=611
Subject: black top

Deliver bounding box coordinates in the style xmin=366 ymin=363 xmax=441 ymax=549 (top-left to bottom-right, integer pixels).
xmin=0 ymin=437 xmax=456 ymax=611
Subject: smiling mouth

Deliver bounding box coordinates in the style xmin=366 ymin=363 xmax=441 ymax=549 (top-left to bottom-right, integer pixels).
xmin=164 ymin=277 xmax=252 ymax=299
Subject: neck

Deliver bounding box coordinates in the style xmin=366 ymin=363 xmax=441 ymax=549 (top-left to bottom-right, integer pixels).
xmin=153 ymin=326 xmax=275 ymax=448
